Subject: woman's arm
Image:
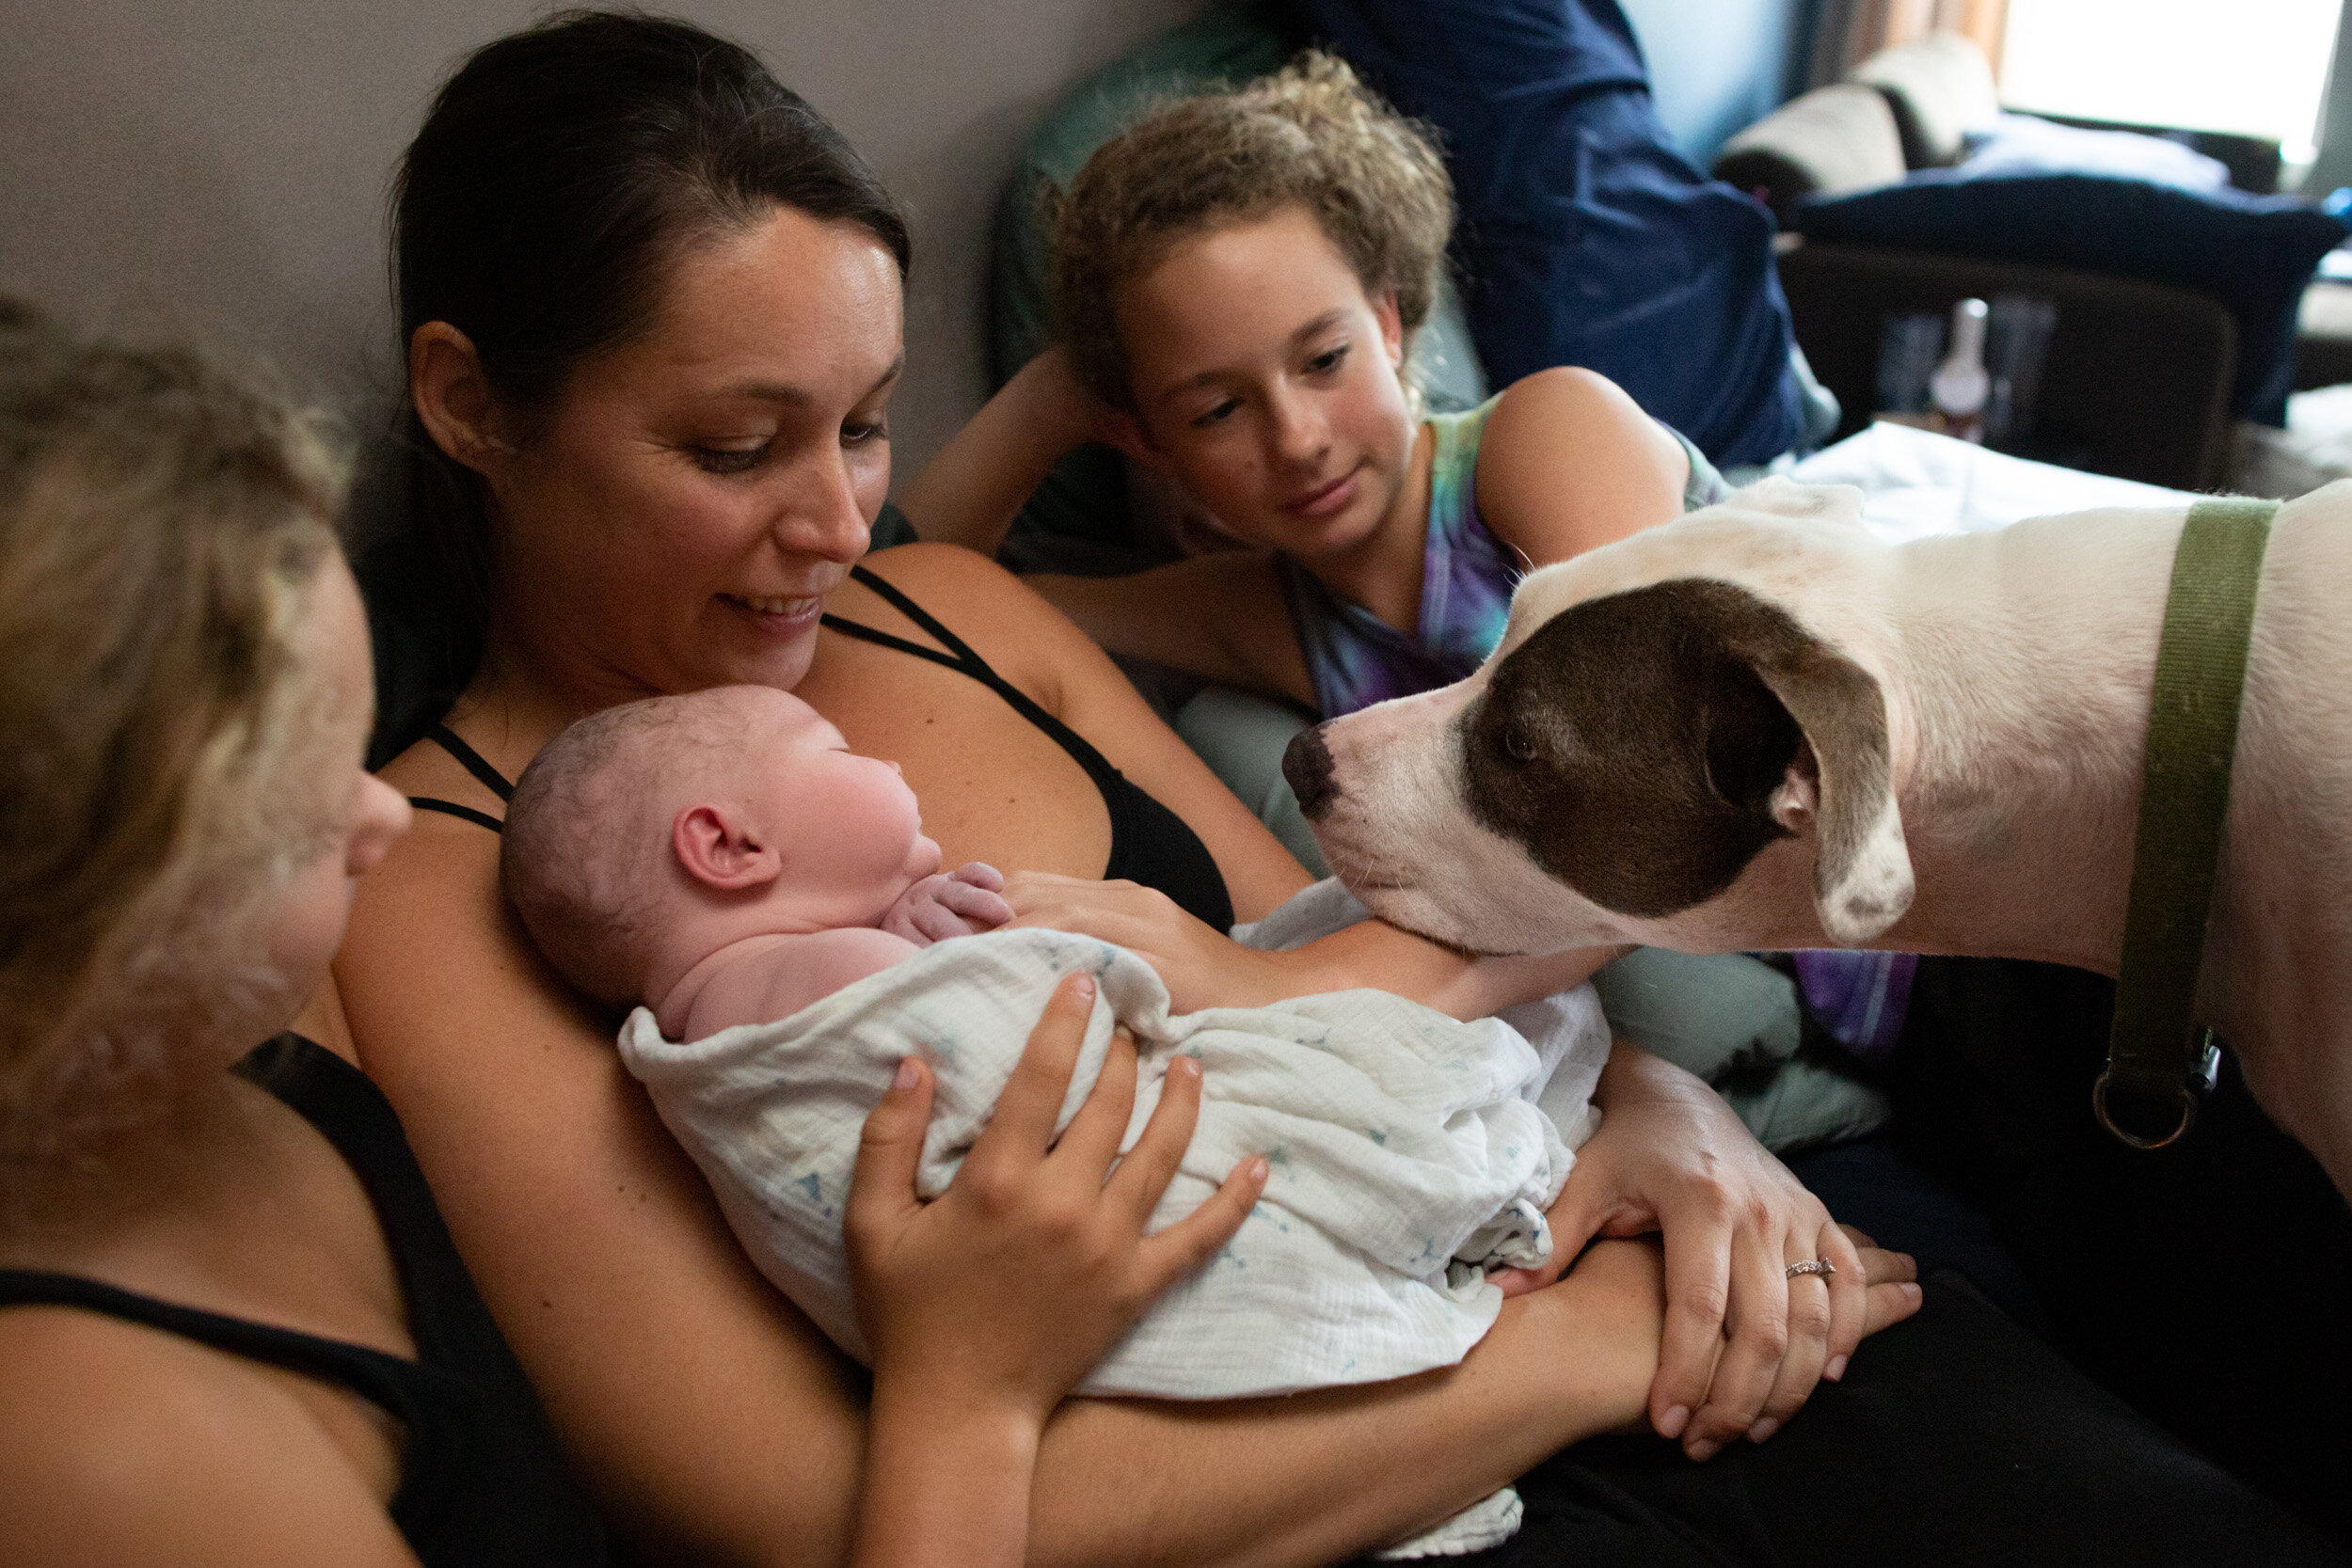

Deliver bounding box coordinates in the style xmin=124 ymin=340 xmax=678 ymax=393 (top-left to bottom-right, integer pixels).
xmin=335 ymin=807 xmax=1691 ymax=1567
xmin=856 ymin=546 xmax=1614 ymax=1011
xmin=1474 ymin=367 xmax=1692 ymax=566
xmin=850 ymin=549 xmax=1898 ymax=1460
xmin=1029 ymin=552 xmax=1316 ymax=710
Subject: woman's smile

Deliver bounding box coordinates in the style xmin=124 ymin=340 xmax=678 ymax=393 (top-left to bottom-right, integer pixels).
xmin=722 ymin=591 xmax=828 ymax=626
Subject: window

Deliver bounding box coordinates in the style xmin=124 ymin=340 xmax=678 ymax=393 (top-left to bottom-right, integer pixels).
xmin=1998 ymin=0 xmax=2343 ymax=159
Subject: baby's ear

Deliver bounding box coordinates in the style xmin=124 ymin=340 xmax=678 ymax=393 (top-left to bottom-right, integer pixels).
xmin=672 ymin=804 xmax=781 ymax=891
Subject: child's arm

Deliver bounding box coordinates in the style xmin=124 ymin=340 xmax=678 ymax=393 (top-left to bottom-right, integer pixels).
xmin=1029 ymin=552 xmax=1315 ymax=708
xmin=896 ymin=348 xmax=1106 ymax=556
xmin=897 ymin=352 xmax=1316 ymax=706
xmin=845 ymin=974 xmax=1267 ymax=1568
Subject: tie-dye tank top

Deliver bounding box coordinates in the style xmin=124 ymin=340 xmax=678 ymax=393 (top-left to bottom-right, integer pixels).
xmin=1278 ymin=395 xmax=1730 ymax=720
xmin=1274 ymin=395 xmax=1915 ymax=1055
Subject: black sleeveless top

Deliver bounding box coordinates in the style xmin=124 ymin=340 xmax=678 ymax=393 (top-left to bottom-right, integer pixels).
xmin=0 ymin=1034 xmax=609 ymax=1566
xmin=410 ymin=562 xmax=1235 ymax=933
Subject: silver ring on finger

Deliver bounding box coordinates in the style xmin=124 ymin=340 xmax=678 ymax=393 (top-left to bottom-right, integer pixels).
xmin=1784 ymin=1258 xmax=1836 ymax=1280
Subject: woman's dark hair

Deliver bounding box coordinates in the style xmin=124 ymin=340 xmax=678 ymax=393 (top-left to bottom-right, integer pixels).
xmin=390 ymin=9 xmax=908 ymax=668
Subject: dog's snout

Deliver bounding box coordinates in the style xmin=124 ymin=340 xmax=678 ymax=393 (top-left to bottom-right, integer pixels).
xmin=1283 ymin=723 xmax=1339 ymax=820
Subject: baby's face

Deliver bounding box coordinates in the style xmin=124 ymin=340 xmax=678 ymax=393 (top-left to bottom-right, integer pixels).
xmin=728 ymin=688 xmax=942 ymax=925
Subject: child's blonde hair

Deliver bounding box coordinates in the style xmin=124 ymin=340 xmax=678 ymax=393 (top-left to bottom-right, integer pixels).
xmin=0 ymin=305 xmax=345 ymax=1181
xmin=1050 ymin=51 xmax=1454 ymax=412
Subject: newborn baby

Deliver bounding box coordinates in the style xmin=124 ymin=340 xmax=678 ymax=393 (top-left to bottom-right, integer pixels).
xmin=502 ymin=680 xmax=1018 ymax=1040
xmin=501 ymin=686 xmax=1610 ymax=1558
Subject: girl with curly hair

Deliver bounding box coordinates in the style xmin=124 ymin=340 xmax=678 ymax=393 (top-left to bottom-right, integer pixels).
xmin=904 ymin=52 xmax=1727 ymax=719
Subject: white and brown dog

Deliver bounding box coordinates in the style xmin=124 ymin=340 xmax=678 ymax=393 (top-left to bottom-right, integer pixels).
xmin=1290 ymin=477 xmax=2352 ymax=1193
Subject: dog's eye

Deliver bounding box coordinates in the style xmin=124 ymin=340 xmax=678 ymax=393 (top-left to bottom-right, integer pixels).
xmin=1499 ymin=723 xmax=1540 ymax=763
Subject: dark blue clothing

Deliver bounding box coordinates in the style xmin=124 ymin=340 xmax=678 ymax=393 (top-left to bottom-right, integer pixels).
xmin=1290 ymin=0 xmax=1806 ymax=464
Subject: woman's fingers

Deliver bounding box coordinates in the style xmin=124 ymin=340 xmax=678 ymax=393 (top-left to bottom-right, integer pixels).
xmin=1681 ymin=1222 xmax=1787 ymax=1459
xmin=1817 ymin=1220 xmax=1869 ymax=1383
xmin=1137 ymin=1151 xmax=1269 ymax=1292
xmin=971 ymin=973 xmax=1096 ymax=1164
xmin=1747 ymin=1236 xmax=1836 ymax=1442
xmin=1103 ymin=1053 xmax=1204 ymax=1223
xmin=1648 ymin=1201 xmax=1736 ymax=1442
xmin=845 ymin=1056 xmax=936 ymax=1251
xmin=1055 ymin=1025 xmax=1140 ymax=1175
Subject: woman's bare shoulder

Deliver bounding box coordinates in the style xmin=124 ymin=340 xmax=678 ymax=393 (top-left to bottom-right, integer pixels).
xmin=0 ymin=1312 xmax=413 ymax=1565
xmin=844 ymin=542 xmax=1106 ymax=698
xmin=846 ymin=541 xmax=1060 ymax=627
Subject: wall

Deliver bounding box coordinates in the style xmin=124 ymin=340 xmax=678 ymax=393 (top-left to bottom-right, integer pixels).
xmin=1621 ymin=0 xmax=1820 ymax=162
xmin=0 ymin=0 xmax=1827 ymax=498
xmin=0 ymin=0 xmax=1201 ymax=486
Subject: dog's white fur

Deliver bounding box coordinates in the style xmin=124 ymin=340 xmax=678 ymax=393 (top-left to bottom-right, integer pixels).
xmin=1311 ymin=477 xmax=2352 ymax=1191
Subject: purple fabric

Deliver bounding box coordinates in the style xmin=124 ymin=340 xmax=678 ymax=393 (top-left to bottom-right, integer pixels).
xmin=1793 ymin=949 xmax=1918 ymax=1060
xmin=1279 ymin=401 xmax=1517 ymax=718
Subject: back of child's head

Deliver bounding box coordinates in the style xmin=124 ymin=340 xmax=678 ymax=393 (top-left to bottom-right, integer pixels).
xmin=1049 ymin=51 xmax=1454 ymax=413
xmin=503 ymin=692 xmax=745 ymax=1008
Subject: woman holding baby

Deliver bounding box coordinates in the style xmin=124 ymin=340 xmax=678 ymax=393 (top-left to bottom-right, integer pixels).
xmin=314 ymin=11 xmax=2337 ymax=1567
xmin=0 ymin=297 xmax=1256 ymax=1563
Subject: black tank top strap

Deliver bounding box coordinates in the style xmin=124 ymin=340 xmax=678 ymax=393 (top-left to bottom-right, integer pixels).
xmin=828 ymin=566 xmax=1130 ymax=792
xmin=405 ymin=725 xmax=516 ymax=834
xmin=409 ymin=799 xmax=504 ymax=833
xmin=0 ymin=1034 xmax=607 ymax=1564
xmin=0 ymin=1268 xmax=444 ymax=1431
xmin=834 ymin=563 xmax=988 ymax=666
xmin=830 ymin=566 xmax=1128 ymax=794
xmin=425 ymin=724 xmax=516 ymax=801
xmin=824 ymin=565 xmax=1232 ymax=931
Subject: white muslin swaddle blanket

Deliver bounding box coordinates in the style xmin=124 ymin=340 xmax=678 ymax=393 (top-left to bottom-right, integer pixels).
xmin=618 ymin=880 xmax=1611 ymax=1558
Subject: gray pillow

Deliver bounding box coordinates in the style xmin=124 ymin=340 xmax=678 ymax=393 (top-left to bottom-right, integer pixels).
xmin=1850 ymin=31 xmax=2003 ymax=169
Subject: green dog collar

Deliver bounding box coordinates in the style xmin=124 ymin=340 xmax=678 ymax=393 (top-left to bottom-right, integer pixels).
xmin=2094 ymin=496 xmax=2277 ymax=1148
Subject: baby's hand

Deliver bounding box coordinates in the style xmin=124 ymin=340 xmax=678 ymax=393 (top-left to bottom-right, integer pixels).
xmin=881 ymin=863 xmax=1015 ymax=946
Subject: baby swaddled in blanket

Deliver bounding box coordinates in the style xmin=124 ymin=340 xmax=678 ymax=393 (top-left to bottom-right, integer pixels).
xmin=501 ymin=685 xmax=1610 ymax=1558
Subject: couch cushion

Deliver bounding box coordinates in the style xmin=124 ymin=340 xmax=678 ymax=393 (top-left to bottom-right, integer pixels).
xmin=1711 ymin=83 xmax=1907 ymax=224
xmin=1793 ymin=171 xmax=2349 ymax=425
xmin=1959 ymin=112 xmax=2230 ymax=189
xmin=1850 ymin=31 xmax=2002 ymax=169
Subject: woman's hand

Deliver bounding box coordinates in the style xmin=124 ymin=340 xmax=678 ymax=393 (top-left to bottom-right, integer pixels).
xmin=1494 ymin=1043 xmax=1920 ymax=1461
xmin=880 ymin=862 xmax=1014 ymax=945
xmin=844 ymin=972 xmax=1267 ymax=1568
xmin=1000 ymin=871 xmax=1299 ymax=1012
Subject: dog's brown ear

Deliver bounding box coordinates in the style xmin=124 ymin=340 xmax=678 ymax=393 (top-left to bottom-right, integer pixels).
xmin=1724 ymin=614 xmax=1914 ymax=943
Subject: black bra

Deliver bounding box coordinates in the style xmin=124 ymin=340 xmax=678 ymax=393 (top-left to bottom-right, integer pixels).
xmin=407 ymin=563 xmax=1233 ymax=933
xmin=0 ymin=1035 xmax=607 ymax=1565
